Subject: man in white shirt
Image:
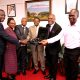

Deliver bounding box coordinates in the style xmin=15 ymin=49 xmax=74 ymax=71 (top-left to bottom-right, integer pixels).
xmin=40 ymin=9 xmax=80 ymax=80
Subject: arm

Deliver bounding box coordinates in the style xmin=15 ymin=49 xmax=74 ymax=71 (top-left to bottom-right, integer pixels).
xmin=40 ymin=29 xmax=63 ymax=45
xmin=0 ymin=30 xmax=19 ymax=45
xmin=48 ymin=29 xmax=63 ymax=43
xmin=18 ymin=28 xmax=31 ymax=44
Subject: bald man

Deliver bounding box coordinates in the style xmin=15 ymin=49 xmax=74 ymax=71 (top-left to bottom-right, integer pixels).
xmin=43 ymin=14 xmax=62 ymax=80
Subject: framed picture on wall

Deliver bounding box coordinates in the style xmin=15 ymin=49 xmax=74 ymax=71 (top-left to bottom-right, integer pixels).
xmin=7 ymin=4 xmax=16 ymax=17
xmin=25 ymin=0 xmax=51 ymax=21
xmin=65 ymin=0 xmax=78 ymax=14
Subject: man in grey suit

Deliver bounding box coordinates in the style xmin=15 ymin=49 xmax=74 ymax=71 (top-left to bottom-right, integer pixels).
xmin=15 ymin=18 xmax=29 ymax=75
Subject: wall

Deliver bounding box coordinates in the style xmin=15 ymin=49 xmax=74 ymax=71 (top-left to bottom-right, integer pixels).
xmin=0 ymin=0 xmax=80 ymax=29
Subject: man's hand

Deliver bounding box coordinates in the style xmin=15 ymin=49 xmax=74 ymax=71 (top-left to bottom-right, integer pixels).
xmin=19 ymin=39 xmax=28 ymax=44
xmin=39 ymin=39 xmax=48 ymax=46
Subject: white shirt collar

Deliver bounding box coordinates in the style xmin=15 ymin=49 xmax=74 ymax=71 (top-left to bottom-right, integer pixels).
xmin=22 ymin=25 xmax=26 ymax=28
xmin=50 ymin=22 xmax=55 ymax=27
xmin=49 ymin=22 xmax=55 ymax=31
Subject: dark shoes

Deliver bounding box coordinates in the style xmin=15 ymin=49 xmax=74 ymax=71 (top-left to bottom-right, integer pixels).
xmin=17 ymin=70 xmax=26 ymax=75
xmin=42 ymin=70 xmax=46 ymax=75
xmin=49 ymin=78 xmax=54 ymax=80
xmin=16 ymin=71 xmax=20 ymax=75
xmin=22 ymin=71 xmax=26 ymax=75
xmin=2 ymin=77 xmax=8 ymax=80
xmin=33 ymin=69 xmax=46 ymax=75
xmin=8 ymin=75 xmax=15 ymax=80
xmin=44 ymin=74 xmax=54 ymax=80
xmin=33 ymin=69 xmax=39 ymax=74
xmin=44 ymin=74 xmax=51 ymax=79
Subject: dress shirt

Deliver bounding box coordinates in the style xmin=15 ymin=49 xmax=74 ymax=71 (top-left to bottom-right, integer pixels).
xmin=22 ymin=25 xmax=26 ymax=34
xmin=21 ymin=25 xmax=27 ymax=46
xmin=48 ymin=21 xmax=80 ymax=49
xmin=49 ymin=23 xmax=55 ymax=32
xmin=36 ymin=25 xmax=39 ymax=37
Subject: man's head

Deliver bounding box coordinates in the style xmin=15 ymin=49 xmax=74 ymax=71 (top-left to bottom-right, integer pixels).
xmin=21 ymin=17 xmax=27 ymax=27
xmin=48 ymin=14 xmax=55 ymax=25
xmin=69 ymin=9 xmax=79 ymax=25
xmin=0 ymin=9 xmax=5 ymax=22
xmin=33 ymin=17 xmax=40 ymax=27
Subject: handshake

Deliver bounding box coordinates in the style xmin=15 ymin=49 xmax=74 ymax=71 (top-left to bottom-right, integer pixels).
xmin=19 ymin=38 xmax=40 ymax=45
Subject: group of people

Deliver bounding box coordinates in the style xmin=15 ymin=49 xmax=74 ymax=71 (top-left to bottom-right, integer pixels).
xmin=0 ymin=8 xmax=80 ymax=80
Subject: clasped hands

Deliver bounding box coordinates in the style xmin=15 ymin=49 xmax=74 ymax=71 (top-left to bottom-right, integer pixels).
xmin=19 ymin=39 xmax=28 ymax=45
xmin=39 ymin=39 xmax=48 ymax=46
xmin=19 ymin=39 xmax=48 ymax=45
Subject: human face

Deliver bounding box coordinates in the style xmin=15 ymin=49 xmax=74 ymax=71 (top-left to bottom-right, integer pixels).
xmin=33 ymin=18 xmax=40 ymax=27
xmin=8 ymin=20 xmax=16 ymax=29
xmin=21 ymin=18 xmax=27 ymax=27
xmin=48 ymin=14 xmax=55 ymax=25
xmin=0 ymin=10 xmax=5 ymax=22
xmin=69 ymin=10 xmax=78 ymax=25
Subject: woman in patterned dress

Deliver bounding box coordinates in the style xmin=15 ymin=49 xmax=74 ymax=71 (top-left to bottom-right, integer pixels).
xmin=4 ymin=17 xmax=18 ymax=80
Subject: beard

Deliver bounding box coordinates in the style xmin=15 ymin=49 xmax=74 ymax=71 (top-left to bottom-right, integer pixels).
xmin=69 ymin=18 xmax=77 ymax=25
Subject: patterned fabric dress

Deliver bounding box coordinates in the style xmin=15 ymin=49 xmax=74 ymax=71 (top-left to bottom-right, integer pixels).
xmin=4 ymin=27 xmax=18 ymax=74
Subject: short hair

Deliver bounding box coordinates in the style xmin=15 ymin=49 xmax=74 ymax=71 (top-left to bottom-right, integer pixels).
xmin=70 ymin=9 xmax=79 ymax=17
xmin=7 ymin=17 xmax=14 ymax=25
xmin=21 ymin=17 xmax=27 ymax=21
xmin=33 ymin=17 xmax=40 ymax=21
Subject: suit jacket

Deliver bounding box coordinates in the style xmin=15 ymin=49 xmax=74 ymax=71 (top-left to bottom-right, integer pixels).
xmin=27 ymin=25 xmax=44 ymax=59
xmin=15 ymin=25 xmax=29 ymax=40
xmin=27 ymin=25 xmax=42 ymax=40
xmin=46 ymin=23 xmax=62 ymax=55
xmin=0 ymin=23 xmax=19 ymax=55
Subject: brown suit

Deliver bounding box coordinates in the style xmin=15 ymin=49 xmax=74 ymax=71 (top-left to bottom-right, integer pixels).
xmin=27 ymin=25 xmax=45 ymax=71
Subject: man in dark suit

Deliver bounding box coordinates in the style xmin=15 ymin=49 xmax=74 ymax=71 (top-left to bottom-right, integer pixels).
xmin=0 ymin=9 xmax=19 ymax=80
xmin=15 ymin=18 xmax=29 ymax=75
xmin=41 ymin=14 xmax=62 ymax=80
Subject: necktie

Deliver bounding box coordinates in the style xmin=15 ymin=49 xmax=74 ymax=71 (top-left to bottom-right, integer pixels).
xmin=23 ymin=27 xmax=26 ymax=34
xmin=48 ymin=26 xmax=51 ymax=36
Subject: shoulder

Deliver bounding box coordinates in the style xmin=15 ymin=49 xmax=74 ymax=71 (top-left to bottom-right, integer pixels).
xmin=55 ymin=23 xmax=61 ymax=28
xmin=29 ymin=26 xmax=34 ymax=29
xmin=0 ymin=23 xmax=3 ymax=28
xmin=46 ymin=24 xmax=50 ymax=28
xmin=15 ymin=25 xmax=22 ymax=29
xmin=5 ymin=27 xmax=9 ymax=30
xmin=5 ymin=27 xmax=10 ymax=33
xmin=54 ymin=23 xmax=62 ymax=31
xmin=16 ymin=25 xmax=22 ymax=28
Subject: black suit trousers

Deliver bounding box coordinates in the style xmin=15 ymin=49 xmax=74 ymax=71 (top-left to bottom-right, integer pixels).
xmin=17 ymin=46 xmax=27 ymax=72
xmin=0 ymin=54 xmax=4 ymax=78
xmin=45 ymin=48 xmax=58 ymax=79
xmin=64 ymin=47 xmax=80 ymax=80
